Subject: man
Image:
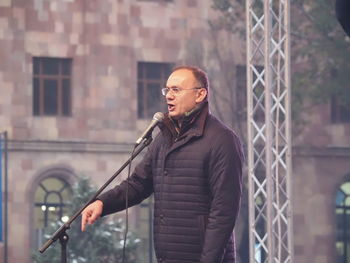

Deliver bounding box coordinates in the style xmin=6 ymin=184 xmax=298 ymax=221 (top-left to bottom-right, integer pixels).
xmin=81 ymin=66 xmax=244 ymax=263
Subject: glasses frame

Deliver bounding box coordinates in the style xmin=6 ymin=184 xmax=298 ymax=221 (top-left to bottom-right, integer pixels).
xmin=161 ymin=87 xmax=202 ymax=96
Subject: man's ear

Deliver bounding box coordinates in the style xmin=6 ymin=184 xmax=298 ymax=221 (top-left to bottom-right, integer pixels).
xmin=195 ymin=88 xmax=207 ymax=103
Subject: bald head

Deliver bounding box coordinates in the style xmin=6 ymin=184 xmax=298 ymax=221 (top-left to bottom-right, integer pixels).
xmin=172 ymin=66 xmax=209 ymax=96
xmin=165 ymin=67 xmax=208 ymax=119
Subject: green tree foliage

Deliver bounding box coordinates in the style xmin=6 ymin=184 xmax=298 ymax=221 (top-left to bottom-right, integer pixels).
xmin=292 ymin=0 xmax=350 ymax=106
xmin=33 ymin=177 xmax=140 ymax=263
xmin=211 ymin=0 xmax=350 ymax=123
xmin=210 ymin=0 xmax=245 ymax=35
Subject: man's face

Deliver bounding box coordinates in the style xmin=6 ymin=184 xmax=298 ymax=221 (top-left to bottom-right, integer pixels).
xmin=165 ymin=69 xmax=206 ymax=119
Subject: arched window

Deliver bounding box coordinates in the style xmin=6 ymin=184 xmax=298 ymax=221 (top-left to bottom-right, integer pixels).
xmin=335 ymin=182 xmax=350 ymax=263
xmin=34 ymin=176 xmax=72 ymax=248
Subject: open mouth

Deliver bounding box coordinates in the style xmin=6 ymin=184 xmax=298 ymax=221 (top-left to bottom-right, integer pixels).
xmin=167 ymin=103 xmax=175 ymax=111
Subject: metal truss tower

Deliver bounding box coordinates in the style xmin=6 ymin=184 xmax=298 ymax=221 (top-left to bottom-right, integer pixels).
xmin=246 ymin=0 xmax=293 ymax=262
xmin=0 ymin=131 xmax=8 ymax=263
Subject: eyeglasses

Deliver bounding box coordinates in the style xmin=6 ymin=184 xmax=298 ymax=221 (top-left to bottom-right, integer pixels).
xmin=161 ymin=87 xmax=202 ymax=96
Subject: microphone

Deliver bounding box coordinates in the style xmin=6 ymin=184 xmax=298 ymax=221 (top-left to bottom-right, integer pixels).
xmin=135 ymin=112 xmax=164 ymax=145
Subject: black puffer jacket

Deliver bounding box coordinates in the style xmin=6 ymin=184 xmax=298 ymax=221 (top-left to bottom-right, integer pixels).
xmin=99 ymin=103 xmax=244 ymax=263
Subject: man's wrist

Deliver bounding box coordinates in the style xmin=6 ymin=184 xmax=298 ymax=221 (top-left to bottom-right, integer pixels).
xmin=94 ymin=199 xmax=104 ymax=210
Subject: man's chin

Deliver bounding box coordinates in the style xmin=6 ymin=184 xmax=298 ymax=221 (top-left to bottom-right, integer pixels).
xmin=168 ymin=112 xmax=180 ymax=120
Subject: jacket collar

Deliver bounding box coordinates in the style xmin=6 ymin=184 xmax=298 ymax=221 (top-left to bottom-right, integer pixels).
xmin=160 ymin=102 xmax=209 ymax=143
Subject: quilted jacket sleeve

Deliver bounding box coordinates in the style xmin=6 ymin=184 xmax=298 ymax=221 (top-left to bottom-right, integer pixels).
xmin=98 ymin=146 xmax=154 ymax=217
xmin=200 ymin=130 xmax=244 ymax=263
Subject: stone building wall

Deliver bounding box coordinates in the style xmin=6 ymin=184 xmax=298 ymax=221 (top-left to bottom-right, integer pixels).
xmin=0 ymin=0 xmax=216 ymax=143
xmin=0 ymin=0 xmax=221 ymax=262
xmin=293 ymin=148 xmax=350 ymax=263
xmin=7 ymin=141 xmax=137 ymax=263
xmin=0 ymin=0 xmax=349 ymax=263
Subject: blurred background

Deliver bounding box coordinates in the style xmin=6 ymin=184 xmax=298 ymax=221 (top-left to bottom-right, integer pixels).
xmin=0 ymin=0 xmax=349 ymax=262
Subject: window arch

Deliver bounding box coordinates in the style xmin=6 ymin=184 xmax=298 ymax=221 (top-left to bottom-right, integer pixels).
xmin=335 ymin=181 xmax=350 ymax=263
xmin=34 ymin=175 xmax=72 ymax=248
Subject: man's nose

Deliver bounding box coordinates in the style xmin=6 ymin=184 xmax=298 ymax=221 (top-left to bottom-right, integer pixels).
xmin=165 ymin=91 xmax=174 ymax=100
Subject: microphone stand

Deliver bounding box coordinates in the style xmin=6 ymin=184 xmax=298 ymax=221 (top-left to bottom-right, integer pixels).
xmin=39 ymin=136 xmax=153 ymax=263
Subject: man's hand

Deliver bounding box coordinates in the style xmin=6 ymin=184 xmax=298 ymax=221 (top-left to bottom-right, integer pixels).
xmin=81 ymin=200 xmax=103 ymax=231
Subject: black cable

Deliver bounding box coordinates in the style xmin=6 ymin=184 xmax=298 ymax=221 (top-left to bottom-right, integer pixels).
xmin=122 ymin=144 xmax=137 ymax=263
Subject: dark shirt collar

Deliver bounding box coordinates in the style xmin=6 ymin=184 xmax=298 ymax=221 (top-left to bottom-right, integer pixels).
xmin=161 ymin=102 xmax=209 ymax=143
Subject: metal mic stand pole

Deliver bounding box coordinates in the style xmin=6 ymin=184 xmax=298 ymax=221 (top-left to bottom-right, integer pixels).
xmin=38 ymin=136 xmax=153 ymax=263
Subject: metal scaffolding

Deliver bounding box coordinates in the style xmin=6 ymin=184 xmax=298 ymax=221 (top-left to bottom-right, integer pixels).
xmin=0 ymin=131 xmax=8 ymax=263
xmin=246 ymin=0 xmax=293 ymax=262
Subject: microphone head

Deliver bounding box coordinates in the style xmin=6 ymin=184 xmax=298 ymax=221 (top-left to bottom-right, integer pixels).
xmin=153 ymin=112 xmax=165 ymax=122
